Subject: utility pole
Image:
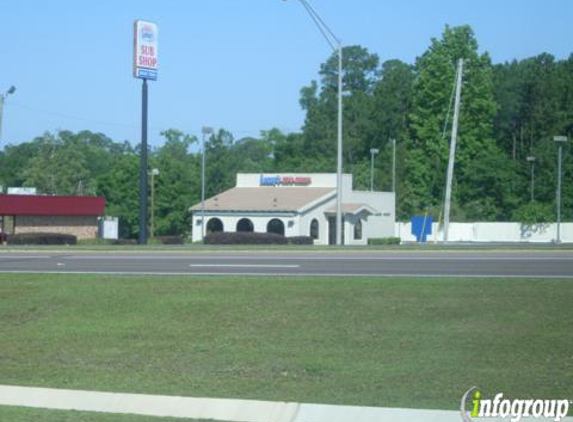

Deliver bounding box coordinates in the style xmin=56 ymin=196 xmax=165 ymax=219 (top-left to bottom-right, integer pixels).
xmin=370 ymin=148 xmax=379 ymax=191
xmin=392 ymin=138 xmax=396 ymax=193
xmin=150 ymin=168 xmax=159 ymax=239
xmin=443 ymin=58 xmax=463 ymax=243
xmin=554 ymin=136 xmax=568 ymax=243
xmin=284 ymin=0 xmax=344 ymax=245
xmin=201 ymin=126 xmax=213 ymax=240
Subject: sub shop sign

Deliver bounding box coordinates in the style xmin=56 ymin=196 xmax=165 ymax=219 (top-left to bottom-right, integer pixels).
xmin=133 ymin=20 xmax=158 ymax=80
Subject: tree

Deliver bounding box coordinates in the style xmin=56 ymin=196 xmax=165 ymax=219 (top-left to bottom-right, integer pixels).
xmin=405 ymin=25 xmax=501 ymax=219
xmin=21 ymin=132 xmax=92 ymax=195
xmin=152 ymin=130 xmax=199 ymax=236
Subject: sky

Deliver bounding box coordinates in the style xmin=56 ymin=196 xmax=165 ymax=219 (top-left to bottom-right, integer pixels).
xmin=2 ymin=0 xmax=572 ymax=148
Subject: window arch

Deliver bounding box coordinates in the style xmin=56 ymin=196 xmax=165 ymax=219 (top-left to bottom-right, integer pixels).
xmin=206 ymin=218 xmax=224 ymax=234
xmin=236 ymin=218 xmax=254 ymax=232
xmin=310 ymin=219 xmax=319 ymax=240
xmin=266 ymin=219 xmax=285 ymax=236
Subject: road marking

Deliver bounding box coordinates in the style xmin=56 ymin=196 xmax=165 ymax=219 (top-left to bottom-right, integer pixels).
xmin=189 ymin=264 xmax=300 ymax=269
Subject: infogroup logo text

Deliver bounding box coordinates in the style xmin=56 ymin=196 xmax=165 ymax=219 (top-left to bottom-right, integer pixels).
xmin=461 ymin=387 xmax=570 ymax=422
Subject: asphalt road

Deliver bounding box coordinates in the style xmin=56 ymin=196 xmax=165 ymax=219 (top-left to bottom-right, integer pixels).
xmin=0 ymin=251 xmax=572 ymax=278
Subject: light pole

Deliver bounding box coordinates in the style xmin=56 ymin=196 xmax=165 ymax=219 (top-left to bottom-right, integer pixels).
xmin=554 ymin=136 xmax=568 ymax=243
xmin=526 ymin=155 xmax=536 ymax=202
xmin=201 ymin=126 xmax=213 ymax=240
xmin=391 ymin=138 xmax=396 ymax=193
xmin=369 ymin=148 xmax=379 ymax=191
xmin=149 ymin=168 xmax=159 ymax=239
xmin=284 ymin=0 xmax=344 ymax=245
xmin=0 ymin=85 xmax=17 ymax=142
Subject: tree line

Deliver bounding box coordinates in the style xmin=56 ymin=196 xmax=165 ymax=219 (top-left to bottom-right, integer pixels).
xmin=0 ymin=25 xmax=571 ymax=239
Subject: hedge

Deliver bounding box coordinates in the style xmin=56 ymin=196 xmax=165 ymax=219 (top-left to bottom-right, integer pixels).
xmin=368 ymin=237 xmax=401 ymax=245
xmin=287 ymin=236 xmax=314 ymax=245
xmin=203 ymin=232 xmax=283 ymax=245
xmin=8 ymin=232 xmax=77 ymax=245
xmin=155 ymin=235 xmax=185 ymax=245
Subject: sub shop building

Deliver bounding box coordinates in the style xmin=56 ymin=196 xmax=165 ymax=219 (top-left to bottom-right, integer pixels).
xmin=190 ymin=173 xmax=395 ymax=245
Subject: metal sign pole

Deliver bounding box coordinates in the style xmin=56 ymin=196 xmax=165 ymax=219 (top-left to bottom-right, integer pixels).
xmin=138 ymin=78 xmax=149 ymax=245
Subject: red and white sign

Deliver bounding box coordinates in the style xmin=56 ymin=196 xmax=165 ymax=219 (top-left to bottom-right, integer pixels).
xmin=133 ymin=20 xmax=158 ymax=80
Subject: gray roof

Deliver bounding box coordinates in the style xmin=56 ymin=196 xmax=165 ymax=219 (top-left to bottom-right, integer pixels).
xmin=325 ymin=203 xmax=378 ymax=215
xmin=190 ymin=187 xmax=335 ymax=212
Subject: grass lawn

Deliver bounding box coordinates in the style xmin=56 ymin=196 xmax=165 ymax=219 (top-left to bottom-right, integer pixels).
xmin=0 ymin=406 xmax=216 ymax=422
xmin=0 ymin=273 xmax=572 ymax=418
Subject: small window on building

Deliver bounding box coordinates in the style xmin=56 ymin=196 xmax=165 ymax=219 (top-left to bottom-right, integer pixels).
xmin=207 ymin=218 xmax=224 ymax=234
xmin=267 ymin=219 xmax=285 ymax=236
xmin=354 ymin=220 xmax=362 ymax=240
xmin=310 ymin=219 xmax=319 ymax=240
xmin=236 ymin=218 xmax=254 ymax=232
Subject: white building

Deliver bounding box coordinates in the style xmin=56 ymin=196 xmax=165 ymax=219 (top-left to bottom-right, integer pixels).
xmin=190 ymin=173 xmax=395 ymax=245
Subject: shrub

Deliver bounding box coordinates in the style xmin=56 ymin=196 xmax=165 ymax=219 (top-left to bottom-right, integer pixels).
xmin=8 ymin=232 xmax=77 ymax=245
xmin=287 ymin=236 xmax=314 ymax=245
xmin=368 ymin=237 xmax=401 ymax=245
xmin=204 ymin=232 xmax=288 ymax=245
xmin=155 ymin=235 xmax=185 ymax=245
xmin=111 ymin=238 xmax=137 ymax=245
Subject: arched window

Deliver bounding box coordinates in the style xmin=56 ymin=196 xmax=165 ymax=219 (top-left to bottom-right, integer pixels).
xmin=236 ymin=218 xmax=254 ymax=232
xmin=266 ymin=219 xmax=285 ymax=236
xmin=310 ymin=219 xmax=319 ymax=240
xmin=206 ymin=218 xmax=224 ymax=234
xmin=354 ymin=220 xmax=363 ymax=240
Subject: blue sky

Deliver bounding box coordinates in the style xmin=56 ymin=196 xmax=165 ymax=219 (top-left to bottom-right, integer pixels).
xmin=2 ymin=0 xmax=572 ymax=147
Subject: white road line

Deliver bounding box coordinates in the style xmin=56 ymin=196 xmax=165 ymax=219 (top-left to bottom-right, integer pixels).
xmin=189 ymin=264 xmax=300 ymax=268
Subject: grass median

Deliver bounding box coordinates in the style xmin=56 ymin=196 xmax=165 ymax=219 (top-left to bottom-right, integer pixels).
xmin=0 ymin=407 xmax=215 ymax=422
xmin=0 ymin=273 xmax=571 ymax=417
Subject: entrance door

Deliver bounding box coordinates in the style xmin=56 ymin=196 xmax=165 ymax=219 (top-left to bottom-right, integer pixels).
xmin=328 ymin=216 xmax=345 ymax=245
xmin=328 ymin=217 xmax=336 ymax=245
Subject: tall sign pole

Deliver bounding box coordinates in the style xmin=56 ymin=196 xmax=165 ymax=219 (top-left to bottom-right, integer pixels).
xmin=134 ymin=20 xmax=158 ymax=245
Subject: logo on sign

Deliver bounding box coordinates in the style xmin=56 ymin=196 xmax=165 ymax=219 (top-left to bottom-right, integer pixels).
xmin=260 ymin=175 xmax=312 ymax=186
xmin=140 ymin=24 xmax=155 ymax=42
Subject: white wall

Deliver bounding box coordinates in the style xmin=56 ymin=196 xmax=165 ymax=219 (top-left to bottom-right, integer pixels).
xmin=396 ymin=222 xmax=573 ymax=243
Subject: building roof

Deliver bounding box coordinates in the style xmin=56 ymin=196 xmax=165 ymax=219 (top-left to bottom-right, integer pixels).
xmin=325 ymin=203 xmax=378 ymax=215
xmin=0 ymin=195 xmax=106 ymax=216
xmin=190 ymin=187 xmax=335 ymax=212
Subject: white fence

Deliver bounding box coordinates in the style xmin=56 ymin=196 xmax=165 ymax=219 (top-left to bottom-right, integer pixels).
xmin=396 ymin=222 xmax=573 ymax=243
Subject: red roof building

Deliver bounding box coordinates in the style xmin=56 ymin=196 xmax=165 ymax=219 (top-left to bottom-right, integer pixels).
xmin=0 ymin=195 xmax=106 ymax=239
xmin=0 ymin=195 xmax=105 ymax=216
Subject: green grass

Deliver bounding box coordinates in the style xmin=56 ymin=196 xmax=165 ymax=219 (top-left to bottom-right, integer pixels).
xmin=0 ymin=274 xmax=572 ymax=415
xmin=0 ymin=406 xmax=217 ymax=422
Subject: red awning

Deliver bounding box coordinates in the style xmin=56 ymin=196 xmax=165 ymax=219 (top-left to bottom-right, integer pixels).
xmin=0 ymin=195 xmax=105 ymax=216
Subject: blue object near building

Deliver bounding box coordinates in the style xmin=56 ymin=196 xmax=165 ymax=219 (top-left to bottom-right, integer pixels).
xmin=411 ymin=215 xmax=433 ymax=243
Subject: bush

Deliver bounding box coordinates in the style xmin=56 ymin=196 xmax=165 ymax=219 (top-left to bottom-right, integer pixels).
xmin=204 ymin=232 xmax=288 ymax=245
xmin=287 ymin=236 xmax=314 ymax=245
xmin=368 ymin=237 xmax=401 ymax=245
xmin=111 ymin=238 xmax=137 ymax=245
xmin=155 ymin=235 xmax=185 ymax=245
xmin=8 ymin=232 xmax=77 ymax=245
